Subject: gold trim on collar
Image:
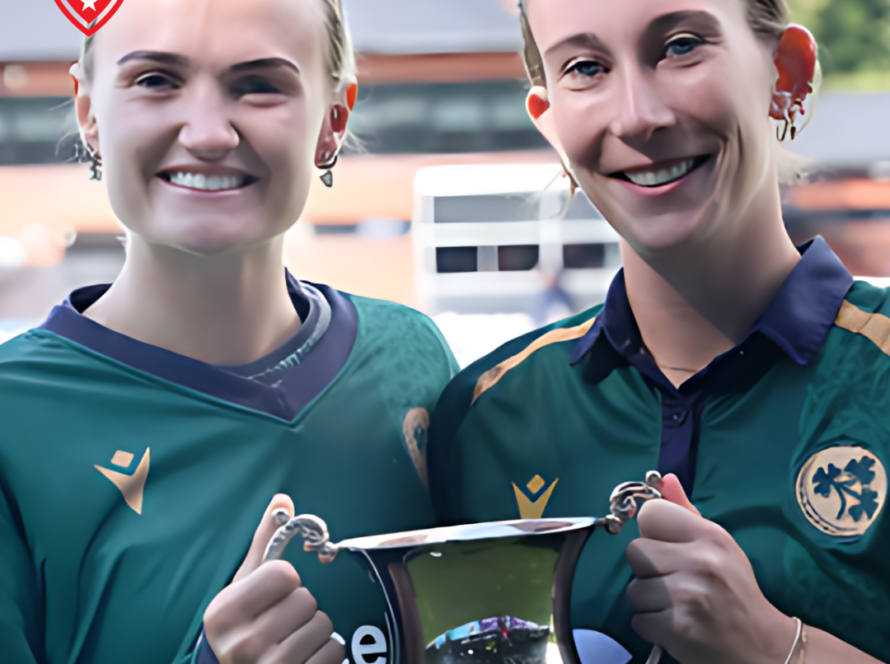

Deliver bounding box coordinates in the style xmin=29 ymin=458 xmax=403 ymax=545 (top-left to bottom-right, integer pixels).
xmin=472 ymin=318 xmax=596 ymax=404
xmin=834 ymin=300 xmax=890 ymax=355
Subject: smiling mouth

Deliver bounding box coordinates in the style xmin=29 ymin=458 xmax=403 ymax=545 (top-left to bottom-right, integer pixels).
xmin=157 ymin=171 xmax=258 ymax=192
xmin=610 ymin=155 xmax=712 ymax=188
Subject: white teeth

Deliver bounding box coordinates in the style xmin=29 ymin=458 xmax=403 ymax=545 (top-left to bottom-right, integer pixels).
xmin=167 ymin=172 xmax=246 ymax=191
xmin=625 ymin=159 xmax=695 ymax=187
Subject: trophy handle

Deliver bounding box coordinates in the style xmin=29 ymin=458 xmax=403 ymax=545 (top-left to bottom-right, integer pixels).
xmin=604 ymin=470 xmax=664 ymax=535
xmin=262 ymin=511 xmax=341 ymax=564
xmin=606 ymin=471 xmax=666 ymax=664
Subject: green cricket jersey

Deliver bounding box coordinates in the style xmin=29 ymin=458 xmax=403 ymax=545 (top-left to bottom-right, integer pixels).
xmin=0 ymin=275 xmax=458 ymax=664
xmin=429 ymin=238 xmax=890 ymax=664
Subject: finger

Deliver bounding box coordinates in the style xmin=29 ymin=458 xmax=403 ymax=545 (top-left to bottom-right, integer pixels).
xmin=273 ymin=611 xmax=338 ymax=664
xmin=626 ymin=576 xmax=675 ymax=613
xmin=630 ymin=610 xmax=674 ymax=653
xmin=637 ymin=498 xmax=708 ymax=543
xmin=304 ymin=632 xmax=346 ymax=664
xmin=234 ymin=494 xmax=295 ymax=583
xmin=212 ymin=561 xmax=302 ymax=633
xmin=625 ymin=538 xmax=697 ymax=578
xmin=658 ymin=474 xmax=701 ymax=516
xmin=251 ymin=586 xmax=318 ymax=647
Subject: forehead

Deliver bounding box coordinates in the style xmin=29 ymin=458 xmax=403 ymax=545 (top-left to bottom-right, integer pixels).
xmin=526 ymin=0 xmax=746 ymax=47
xmin=92 ymin=0 xmax=327 ymax=73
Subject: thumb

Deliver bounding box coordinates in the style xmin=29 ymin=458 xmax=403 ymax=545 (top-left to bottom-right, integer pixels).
xmin=232 ymin=494 xmax=295 ymax=583
xmin=658 ymin=474 xmax=701 ymax=516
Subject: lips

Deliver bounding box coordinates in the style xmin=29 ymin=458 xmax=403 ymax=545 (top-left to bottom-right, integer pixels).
xmin=157 ymin=170 xmax=258 ymax=192
xmin=609 ymin=155 xmax=713 ymax=188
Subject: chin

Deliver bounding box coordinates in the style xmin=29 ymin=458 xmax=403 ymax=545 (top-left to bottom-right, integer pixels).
xmin=153 ymin=225 xmax=267 ymax=258
xmin=613 ymin=203 xmax=723 ymax=255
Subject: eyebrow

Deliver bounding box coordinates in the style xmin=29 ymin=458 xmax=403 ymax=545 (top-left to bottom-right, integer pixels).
xmin=116 ymin=51 xmax=301 ymax=75
xmin=646 ymin=10 xmax=721 ymax=37
xmin=229 ymin=58 xmax=301 ymax=75
xmin=117 ymin=51 xmax=189 ymax=67
xmin=544 ymin=33 xmax=608 ymax=59
xmin=542 ymin=10 xmax=721 ymax=59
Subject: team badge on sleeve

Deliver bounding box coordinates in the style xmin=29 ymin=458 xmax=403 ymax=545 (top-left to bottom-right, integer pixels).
xmin=796 ymin=446 xmax=886 ymax=537
xmin=403 ymin=407 xmax=430 ymax=488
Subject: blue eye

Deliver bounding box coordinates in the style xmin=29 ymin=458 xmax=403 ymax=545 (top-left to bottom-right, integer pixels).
xmin=566 ymin=60 xmax=604 ymax=78
xmin=665 ymin=36 xmax=703 ymax=57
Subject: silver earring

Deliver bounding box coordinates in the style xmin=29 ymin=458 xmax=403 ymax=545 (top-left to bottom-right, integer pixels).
xmin=87 ymin=147 xmax=102 ymax=181
xmin=319 ymin=154 xmax=338 ymax=188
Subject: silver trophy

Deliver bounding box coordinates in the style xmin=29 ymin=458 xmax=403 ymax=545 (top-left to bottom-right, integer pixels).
xmin=264 ymin=472 xmax=664 ymax=664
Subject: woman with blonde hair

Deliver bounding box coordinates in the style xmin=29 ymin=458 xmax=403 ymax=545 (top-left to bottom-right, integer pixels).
xmin=430 ymin=0 xmax=889 ymax=662
xmin=0 ymin=0 xmax=456 ymax=662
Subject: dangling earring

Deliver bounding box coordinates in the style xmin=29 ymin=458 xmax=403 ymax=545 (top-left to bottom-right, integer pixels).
xmin=319 ymin=154 xmax=338 ymax=188
xmin=770 ymin=24 xmax=819 ymax=142
xmin=87 ymin=146 xmax=102 ymax=181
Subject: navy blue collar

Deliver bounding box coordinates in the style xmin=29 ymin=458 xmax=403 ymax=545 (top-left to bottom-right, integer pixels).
xmin=39 ymin=273 xmax=357 ymax=422
xmin=569 ymin=236 xmax=853 ymax=386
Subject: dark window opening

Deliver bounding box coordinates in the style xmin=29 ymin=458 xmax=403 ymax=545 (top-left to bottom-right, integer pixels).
xmin=436 ymin=247 xmax=477 ymax=273
xmin=498 ymin=245 xmax=539 ymax=271
xmin=563 ymin=244 xmax=607 ymax=269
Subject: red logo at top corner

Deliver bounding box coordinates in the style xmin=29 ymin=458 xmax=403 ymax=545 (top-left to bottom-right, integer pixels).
xmin=54 ymin=0 xmax=125 ymax=37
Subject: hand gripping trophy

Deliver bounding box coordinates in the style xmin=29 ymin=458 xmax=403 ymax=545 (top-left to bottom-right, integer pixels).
xmin=263 ymin=473 xmax=666 ymax=664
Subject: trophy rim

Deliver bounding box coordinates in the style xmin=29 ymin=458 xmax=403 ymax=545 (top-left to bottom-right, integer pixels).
xmin=335 ymin=516 xmax=599 ymax=551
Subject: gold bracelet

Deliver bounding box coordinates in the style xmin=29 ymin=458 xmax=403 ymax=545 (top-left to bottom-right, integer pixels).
xmin=796 ymin=623 xmax=808 ymax=664
xmin=784 ymin=618 xmax=803 ymax=664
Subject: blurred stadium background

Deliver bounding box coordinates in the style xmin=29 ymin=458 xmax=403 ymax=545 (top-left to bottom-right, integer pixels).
xmin=1 ymin=0 xmax=889 ymax=366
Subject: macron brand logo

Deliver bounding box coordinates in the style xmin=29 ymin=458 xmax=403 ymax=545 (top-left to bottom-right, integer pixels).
xmin=96 ymin=449 xmax=150 ymax=515
xmin=512 ymin=474 xmax=559 ymax=519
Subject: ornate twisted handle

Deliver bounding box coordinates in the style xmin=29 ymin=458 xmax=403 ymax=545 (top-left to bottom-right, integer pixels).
xmin=604 ymin=470 xmax=665 ymax=664
xmin=262 ymin=510 xmax=340 ymax=564
xmin=603 ymin=470 xmax=664 ymax=535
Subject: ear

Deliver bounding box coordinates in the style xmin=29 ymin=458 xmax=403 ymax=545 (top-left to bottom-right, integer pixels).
xmin=315 ymin=77 xmax=357 ymax=169
xmin=769 ymin=24 xmax=818 ymax=140
xmin=526 ymin=85 xmax=577 ymax=183
xmin=70 ymin=62 xmax=100 ymax=154
xmin=527 ymin=85 xmax=565 ymax=152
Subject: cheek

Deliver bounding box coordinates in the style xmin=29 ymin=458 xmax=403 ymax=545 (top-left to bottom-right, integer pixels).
xmin=550 ymin=93 xmax=603 ymax=168
xmin=95 ymin=109 xmax=167 ymax=229
xmin=254 ymin=104 xmax=317 ymax=220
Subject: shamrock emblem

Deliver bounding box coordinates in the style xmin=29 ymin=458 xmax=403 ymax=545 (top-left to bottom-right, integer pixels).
xmin=812 ymin=456 xmax=880 ymax=522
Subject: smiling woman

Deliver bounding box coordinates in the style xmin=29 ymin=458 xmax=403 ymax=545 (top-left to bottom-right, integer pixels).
xmin=0 ymin=0 xmax=457 ymax=663
xmin=429 ymin=1 xmax=890 ymax=664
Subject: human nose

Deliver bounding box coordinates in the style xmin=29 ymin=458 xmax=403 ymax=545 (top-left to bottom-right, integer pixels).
xmin=176 ymin=83 xmax=240 ymax=159
xmin=607 ymin=66 xmax=676 ymax=142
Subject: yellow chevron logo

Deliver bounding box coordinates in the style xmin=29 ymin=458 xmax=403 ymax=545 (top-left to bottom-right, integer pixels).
xmin=512 ymin=474 xmax=559 ymax=519
xmin=96 ymin=449 xmax=150 ymax=515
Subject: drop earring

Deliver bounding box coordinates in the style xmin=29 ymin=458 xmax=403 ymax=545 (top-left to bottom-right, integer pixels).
xmin=319 ymin=154 xmax=338 ymax=188
xmin=87 ymin=147 xmax=103 ymax=181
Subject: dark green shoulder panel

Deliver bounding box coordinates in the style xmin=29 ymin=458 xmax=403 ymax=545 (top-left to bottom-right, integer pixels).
xmin=800 ymin=280 xmax=890 ymax=466
xmin=348 ymin=293 xmax=456 ymax=369
xmin=842 ymin=280 xmax=890 ymax=315
xmin=833 ymin=281 xmax=890 ymax=359
xmin=427 ymin=305 xmax=601 ymax=524
xmin=0 ymin=329 xmax=101 ymax=381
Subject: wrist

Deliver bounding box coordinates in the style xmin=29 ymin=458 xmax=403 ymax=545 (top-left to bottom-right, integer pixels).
xmin=752 ymin=611 xmax=799 ymax=664
xmin=788 ymin=622 xmax=808 ymax=664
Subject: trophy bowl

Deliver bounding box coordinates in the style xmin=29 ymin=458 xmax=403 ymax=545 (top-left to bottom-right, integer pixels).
xmin=264 ymin=472 xmax=664 ymax=664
